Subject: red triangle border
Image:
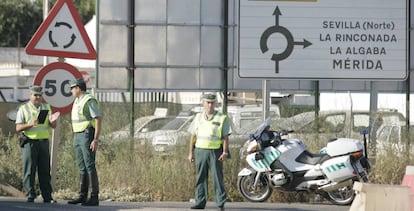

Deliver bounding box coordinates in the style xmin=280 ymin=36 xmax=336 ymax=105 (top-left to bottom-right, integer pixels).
xmin=25 ymin=0 xmax=96 ymax=60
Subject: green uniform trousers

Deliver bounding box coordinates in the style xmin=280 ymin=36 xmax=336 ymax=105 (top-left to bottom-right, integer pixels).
xmin=73 ymin=127 xmax=97 ymax=174
xmin=194 ymin=148 xmax=227 ymax=208
xmin=22 ymin=139 xmax=53 ymax=200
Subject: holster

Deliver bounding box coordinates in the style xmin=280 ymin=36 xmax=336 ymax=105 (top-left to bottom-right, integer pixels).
xmin=19 ymin=132 xmax=30 ymax=148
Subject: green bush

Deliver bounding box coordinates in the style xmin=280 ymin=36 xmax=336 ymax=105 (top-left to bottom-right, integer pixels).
xmin=0 ymin=134 xmax=22 ymax=195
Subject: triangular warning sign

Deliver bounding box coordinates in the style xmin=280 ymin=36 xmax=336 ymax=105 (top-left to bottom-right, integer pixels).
xmin=25 ymin=0 xmax=96 ymax=59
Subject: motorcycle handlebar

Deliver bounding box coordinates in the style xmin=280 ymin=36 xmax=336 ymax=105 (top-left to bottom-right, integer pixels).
xmin=277 ymin=130 xmax=294 ymax=136
xmin=249 ymin=130 xmax=294 ymax=139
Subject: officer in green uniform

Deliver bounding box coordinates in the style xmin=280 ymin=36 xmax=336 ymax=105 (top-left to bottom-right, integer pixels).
xmin=15 ymin=85 xmax=60 ymax=203
xmin=188 ymin=93 xmax=231 ymax=211
xmin=67 ymin=78 xmax=102 ymax=206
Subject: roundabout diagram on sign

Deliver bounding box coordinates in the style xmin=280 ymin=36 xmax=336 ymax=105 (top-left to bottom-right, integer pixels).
xmin=260 ymin=6 xmax=312 ymax=74
xmin=48 ymin=21 xmax=76 ymax=49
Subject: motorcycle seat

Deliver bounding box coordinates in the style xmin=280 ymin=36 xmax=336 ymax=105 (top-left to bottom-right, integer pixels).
xmin=295 ymin=150 xmax=330 ymax=165
xmin=328 ymin=138 xmax=338 ymax=142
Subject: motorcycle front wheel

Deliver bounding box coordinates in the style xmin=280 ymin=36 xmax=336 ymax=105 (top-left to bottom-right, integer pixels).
xmin=325 ymin=184 xmax=355 ymax=206
xmin=237 ymin=173 xmax=273 ymax=202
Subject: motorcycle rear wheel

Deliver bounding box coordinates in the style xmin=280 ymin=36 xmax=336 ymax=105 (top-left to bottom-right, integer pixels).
xmin=237 ymin=174 xmax=273 ymax=202
xmin=325 ymin=184 xmax=355 ymax=205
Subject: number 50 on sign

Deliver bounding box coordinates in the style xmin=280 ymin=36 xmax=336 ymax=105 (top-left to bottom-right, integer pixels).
xmin=34 ymin=62 xmax=83 ymax=114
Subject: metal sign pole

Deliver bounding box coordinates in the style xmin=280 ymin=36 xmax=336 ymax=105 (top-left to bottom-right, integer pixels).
xmin=43 ymin=0 xmax=49 ymax=66
xmin=50 ymin=118 xmax=60 ymax=190
xmin=262 ymin=80 xmax=270 ymax=120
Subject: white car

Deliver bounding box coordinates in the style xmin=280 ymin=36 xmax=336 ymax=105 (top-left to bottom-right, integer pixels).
xmin=376 ymin=124 xmax=414 ymax=154
xmin=151 ymin=112 xmax=195 ymax=152
xmin=103 ymin=108 xmax=175 ymax=144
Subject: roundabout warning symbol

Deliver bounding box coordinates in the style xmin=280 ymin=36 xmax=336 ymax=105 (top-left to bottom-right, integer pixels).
xmin=48 ymin=22 xmax=77 ymax=49
xmin=260 ymin=7 xmax=312 ymax=73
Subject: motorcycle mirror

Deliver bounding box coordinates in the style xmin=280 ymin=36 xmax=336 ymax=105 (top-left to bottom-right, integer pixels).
xmin=264 ymin=117 xmax=272 ymax=125
xmin=7 ymin=109 xmax=17 ymax=121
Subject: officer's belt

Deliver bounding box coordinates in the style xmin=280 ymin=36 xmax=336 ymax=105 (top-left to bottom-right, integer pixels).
xmin=28 ymin=139 xmax=48 ymax=141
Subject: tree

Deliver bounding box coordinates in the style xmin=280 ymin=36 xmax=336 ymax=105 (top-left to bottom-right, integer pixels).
xmin=47 ymin=0 xmax=95 ymax=25
xmin=0 ymin=0 xmax=43 ymax=47
xmin=0 ymin=0 xmax=95 ymax=47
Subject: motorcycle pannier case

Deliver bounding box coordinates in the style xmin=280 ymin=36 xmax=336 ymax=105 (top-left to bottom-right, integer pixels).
xmin=321 ymin=156 xmax=354 ymax=182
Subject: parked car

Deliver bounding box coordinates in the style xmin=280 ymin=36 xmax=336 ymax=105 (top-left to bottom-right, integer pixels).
xmin=227 ymin=104 xmax=280 ymax=131
xmin=103 ymin=108 xmax=175 ymax=144
xmin=151 ymin=111 xmax=195 ymax=152
xmin=152 ymin=105 xmax=281 ymax=153
xmin=376 ymin=124 xmax=414 ymax=154
xmin=272 ymin=109 xmax=406 ymax=152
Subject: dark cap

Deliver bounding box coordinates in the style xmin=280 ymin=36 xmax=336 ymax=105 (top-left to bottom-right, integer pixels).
xmin=202 ymin=92 xmax=216 ymax=102
xmin=29 ymin=85 xmax=43 ymax=95
xmin=70 ymin=78 xmax=86 ymax=88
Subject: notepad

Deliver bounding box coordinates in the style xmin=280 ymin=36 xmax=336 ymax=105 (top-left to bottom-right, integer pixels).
xmin=37 ymin=110 xmax=49 ymax=124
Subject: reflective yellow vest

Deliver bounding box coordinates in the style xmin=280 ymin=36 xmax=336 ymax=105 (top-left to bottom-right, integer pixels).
xmin=71 ymin=93 xmax=97 ymax=132
xmin=21 ymin=103 xmax=50 ymax=140
xmin=195 ymin=111 xmax=226 ymax=149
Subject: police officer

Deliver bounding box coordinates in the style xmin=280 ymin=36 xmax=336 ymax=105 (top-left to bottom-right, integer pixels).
xmin=67 ymin=78 xmax=102 ymax=206
xmin=15 ymin=85 xmax=59 ymax=203
xmin=188 ymin=93 xmax=231 ymax=211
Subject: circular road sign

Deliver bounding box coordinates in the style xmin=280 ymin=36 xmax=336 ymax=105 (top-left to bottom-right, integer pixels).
xmin=33 ymin=62 xmax=82 ymax=114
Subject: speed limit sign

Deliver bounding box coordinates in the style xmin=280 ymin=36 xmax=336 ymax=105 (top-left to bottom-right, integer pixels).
xmin=34 ymin=62 xmax=82 ymax=114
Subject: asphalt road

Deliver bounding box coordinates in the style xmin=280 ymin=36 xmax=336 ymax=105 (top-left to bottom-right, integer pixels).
xmin=0 ymin=197 xmax=352 ymax=211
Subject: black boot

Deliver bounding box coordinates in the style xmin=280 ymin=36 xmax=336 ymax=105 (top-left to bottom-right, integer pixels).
xmin=68 ymin=174 xmax=88 ymax=204
xmin=82 ymin=171 xmax=99 ymax=206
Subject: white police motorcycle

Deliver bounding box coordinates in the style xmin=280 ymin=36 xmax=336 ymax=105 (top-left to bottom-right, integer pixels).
xmin=237 ymin=117 xmax=370 ymax=205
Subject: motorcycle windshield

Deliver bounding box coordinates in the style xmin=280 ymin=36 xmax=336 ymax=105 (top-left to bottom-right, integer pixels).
xmin=253 ymin=117 xmax=272 ymax=139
